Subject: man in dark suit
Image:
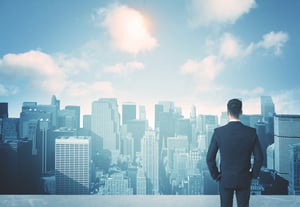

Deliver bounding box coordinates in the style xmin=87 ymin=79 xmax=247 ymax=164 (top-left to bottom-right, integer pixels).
xmin=206 ymin=98 xmax=264 ymax=207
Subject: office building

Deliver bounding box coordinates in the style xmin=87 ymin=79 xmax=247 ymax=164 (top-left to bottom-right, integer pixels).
xmin=175 ymin=118 xmax=192 ymax=146
xmin=0 ymin=102 xmax=8 ymax=118
xmin=122 ymin=102 xmax=136 ymax=125
xmin=83 ymin=114 xmax=91 ymax=131
xmin=139 ymin=105 xmax=146 ymax=120
xmin=121 ymin=132 xmax=134 ymax=161
xmin=37 ymin=119 xmax=50 ymax=174
xmin=91 ymin=98 xmax=120 ymax=151
xmin=1 ymin=118 xmax=19 ymax=140
xmin=0 ymin=139 xmax=35 ymax=194
xmin=19 ymin=102 xmax=52 ymax=151
xmin=154 ymin=104 xmax=163 ymax=130
xmin=57 ymin=105 xmax=80 ymax=129
xmin=261 ymin=96 xmax=275 ymax=119
xmin=103 ymin=173 xmax=133 ymax=195
xmin=167 ymin=135 xmax=188 ymax=172
xmin=274 ymin=114 xmax=300 ymax=180
xmin=126 ymin=119 xmax=147 ymax=158
xmin=136 ymin=168 xmax=147 ymax=195
xmin=55 ymin=136 xmax=90 ymax=194
xmin=288 ymin=143 xmax=300 ymax=195
xmin=141 ymin=129 xmax=159 ymax=194
xmin=188 ymin=174 xmax=203 ymax=195
xmin=65 ymin=105 xmax=80 ymax=129
xmin=240 ymin=114 xmax=262 ymax=128
xmin=267 ymin=143 xmax=275 ymax=169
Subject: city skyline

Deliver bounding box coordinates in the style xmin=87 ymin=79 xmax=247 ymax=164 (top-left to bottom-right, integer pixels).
xmin=0 ymin=0 xmax=300 ymax=124
xmin=1 ymin=93 xmax=300 ymax=195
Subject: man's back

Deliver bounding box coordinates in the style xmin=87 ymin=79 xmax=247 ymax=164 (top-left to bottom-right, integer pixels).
xmin=206 ymin=98 xmax=264 ymax=207
xmin=211 ymin=121 xmax=262 ymax=188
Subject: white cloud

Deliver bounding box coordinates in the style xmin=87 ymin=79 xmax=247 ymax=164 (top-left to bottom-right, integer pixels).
xmin=272 ymin=88 xmax=300 ymax=114
xmin=219 ymin=33 xmax=243 ymax=59
xmin=104 ymin=61 xmax=144 ymax=76
xmin=180 ymin=56 xmax=224 ymax=92
xmin=54 ymin=53 xmax=90 ymax=75
xmin=181 ymin=55 xmax=224 ymax=81
xmin=0 ymin=84 xmax=8 ymax=96
xmin=64 ymin=81 xmax=114 ymax=98
xmin=187 ymin=0 xmax=256 ymax=27
xmin=209 ymin=31 xmax=289 ymax=61
xmin=240 ymin=86 xmax=265 ymax=97
xmin=0 ymin=50 xmax=66 ymax=93
xmin=256 ymin=31 xmax=289 ymax=56
xmin=96 ymin=4 xmax=158 ymax=54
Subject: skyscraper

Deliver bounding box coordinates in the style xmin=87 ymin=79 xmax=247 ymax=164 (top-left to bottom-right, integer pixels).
xmin=103 ymin=173 xmax=133 ymax=195
xmin=274 ymin=114 xmax=300 ymax=180
xmin=65 ymin=105 xmax=80 ymax=129
xmin=141 ymin=129 xmax=159 ymax=194
xmin=91 ymin=98 xmax=120 ymax=151
xmin=0 ymin=139 xmax=35 ymax=194
xmin=136 ymin=168 xmax=147 ymax=195
xmin=1 ymin=118 xmax=19 ymax=140
xmin=55 ymin=136 xmax=90 ymax=194
xmin=139 ymin=105 xmax=146 ymax=121
xmin=83 ymin=114 xmax=91 ymax=131
xmin=261 ymin=96 xmax=275 ymax=119
xmin=167 ymin=135 xmax=188 ymax=172
xmin=122 ymin=102 xmax=136 ymax=125
xmin=0 ymin=102 xmax=8 ymax=118
xmin=37 ymin=119 xmax=50 ymax=175
xmin=126 ymin=119 xmax=147 ymax=159
xmin=154 ymin=104 xmax=163 ymax=130
xmin=288 ymin=143 xmax=300 ymax=195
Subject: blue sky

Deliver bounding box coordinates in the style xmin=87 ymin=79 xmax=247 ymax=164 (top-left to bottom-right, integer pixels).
xmin=0 ymin=0 xmax=299 ymax=126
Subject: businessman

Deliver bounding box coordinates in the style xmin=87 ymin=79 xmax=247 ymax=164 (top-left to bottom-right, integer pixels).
xmin=206 ymin=98 xmax=264 ymax=207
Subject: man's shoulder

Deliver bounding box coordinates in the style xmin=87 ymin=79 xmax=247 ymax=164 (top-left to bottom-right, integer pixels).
xmin=240 ymin=123 xmax=256 ymax=132
xmin=217 ymin=122 xmax=256 ymax=132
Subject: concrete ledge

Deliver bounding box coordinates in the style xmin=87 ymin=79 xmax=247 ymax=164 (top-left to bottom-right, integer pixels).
xmin=0 ymin=195 xmax=300 ymax=207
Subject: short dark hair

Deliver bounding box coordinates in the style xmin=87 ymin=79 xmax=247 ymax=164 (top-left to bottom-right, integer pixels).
xmin=227 ymin=99 xmax=242 ymax=119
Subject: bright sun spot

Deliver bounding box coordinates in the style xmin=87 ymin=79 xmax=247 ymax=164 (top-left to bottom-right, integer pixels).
xmin=103 ymin=5 xmax=157 ymax=54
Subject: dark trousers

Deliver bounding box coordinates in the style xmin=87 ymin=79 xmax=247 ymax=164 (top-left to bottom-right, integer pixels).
xmin=219 ymin=184 xmax=250 ymax=207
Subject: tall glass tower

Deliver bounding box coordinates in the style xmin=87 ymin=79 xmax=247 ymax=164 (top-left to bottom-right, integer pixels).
xmin=55 ymin=136 xmax=90 ymax=194
xmin=91 ymin=98 xmax=120 ymax=152
xmin=141 ymin=129 xmax=159 ymax=194
xmin=261 ymin=96 xmax=275 ymax=118
xmin=122 ymin=102 xmax=136 ymax=125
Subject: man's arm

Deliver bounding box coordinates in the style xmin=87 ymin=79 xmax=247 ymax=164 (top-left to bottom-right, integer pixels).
xmin=252 ymin=134 xmax=264 ymax=178
xmin=206 ymin=131 xmax=220 ymax=180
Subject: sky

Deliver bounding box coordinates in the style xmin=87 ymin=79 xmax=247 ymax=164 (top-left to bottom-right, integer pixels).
xmin=0 ymin=0 xmax=300 ymax=127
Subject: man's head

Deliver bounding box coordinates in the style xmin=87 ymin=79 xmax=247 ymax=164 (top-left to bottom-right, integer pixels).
xmin=227 ymin=98 xmax=242 ymax=119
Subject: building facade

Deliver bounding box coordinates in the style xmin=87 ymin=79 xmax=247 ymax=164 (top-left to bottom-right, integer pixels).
xmin=55 ymin=136 xmax=90 ymax=194
xmin=274 ymin=114 xmax=300 ymax=180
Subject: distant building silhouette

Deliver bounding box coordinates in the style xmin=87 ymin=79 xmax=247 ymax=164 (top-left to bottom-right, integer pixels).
xmin=0 ymin=102 xmax=8 ymax=118
xmin=122 ymin=102 xmax=136 ymax=125
xmin=83 ymin=114 xmax=91 ymax=131
xmin=261 ymin=96 xmax=275 ymax=119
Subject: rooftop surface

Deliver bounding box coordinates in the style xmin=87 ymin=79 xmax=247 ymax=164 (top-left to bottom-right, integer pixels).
xmin=0 ymin=195 xmax=300 ymax=207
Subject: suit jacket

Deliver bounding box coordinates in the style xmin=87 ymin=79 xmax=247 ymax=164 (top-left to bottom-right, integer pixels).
xmin=206 ymin=121 xmax=264 ymax=189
